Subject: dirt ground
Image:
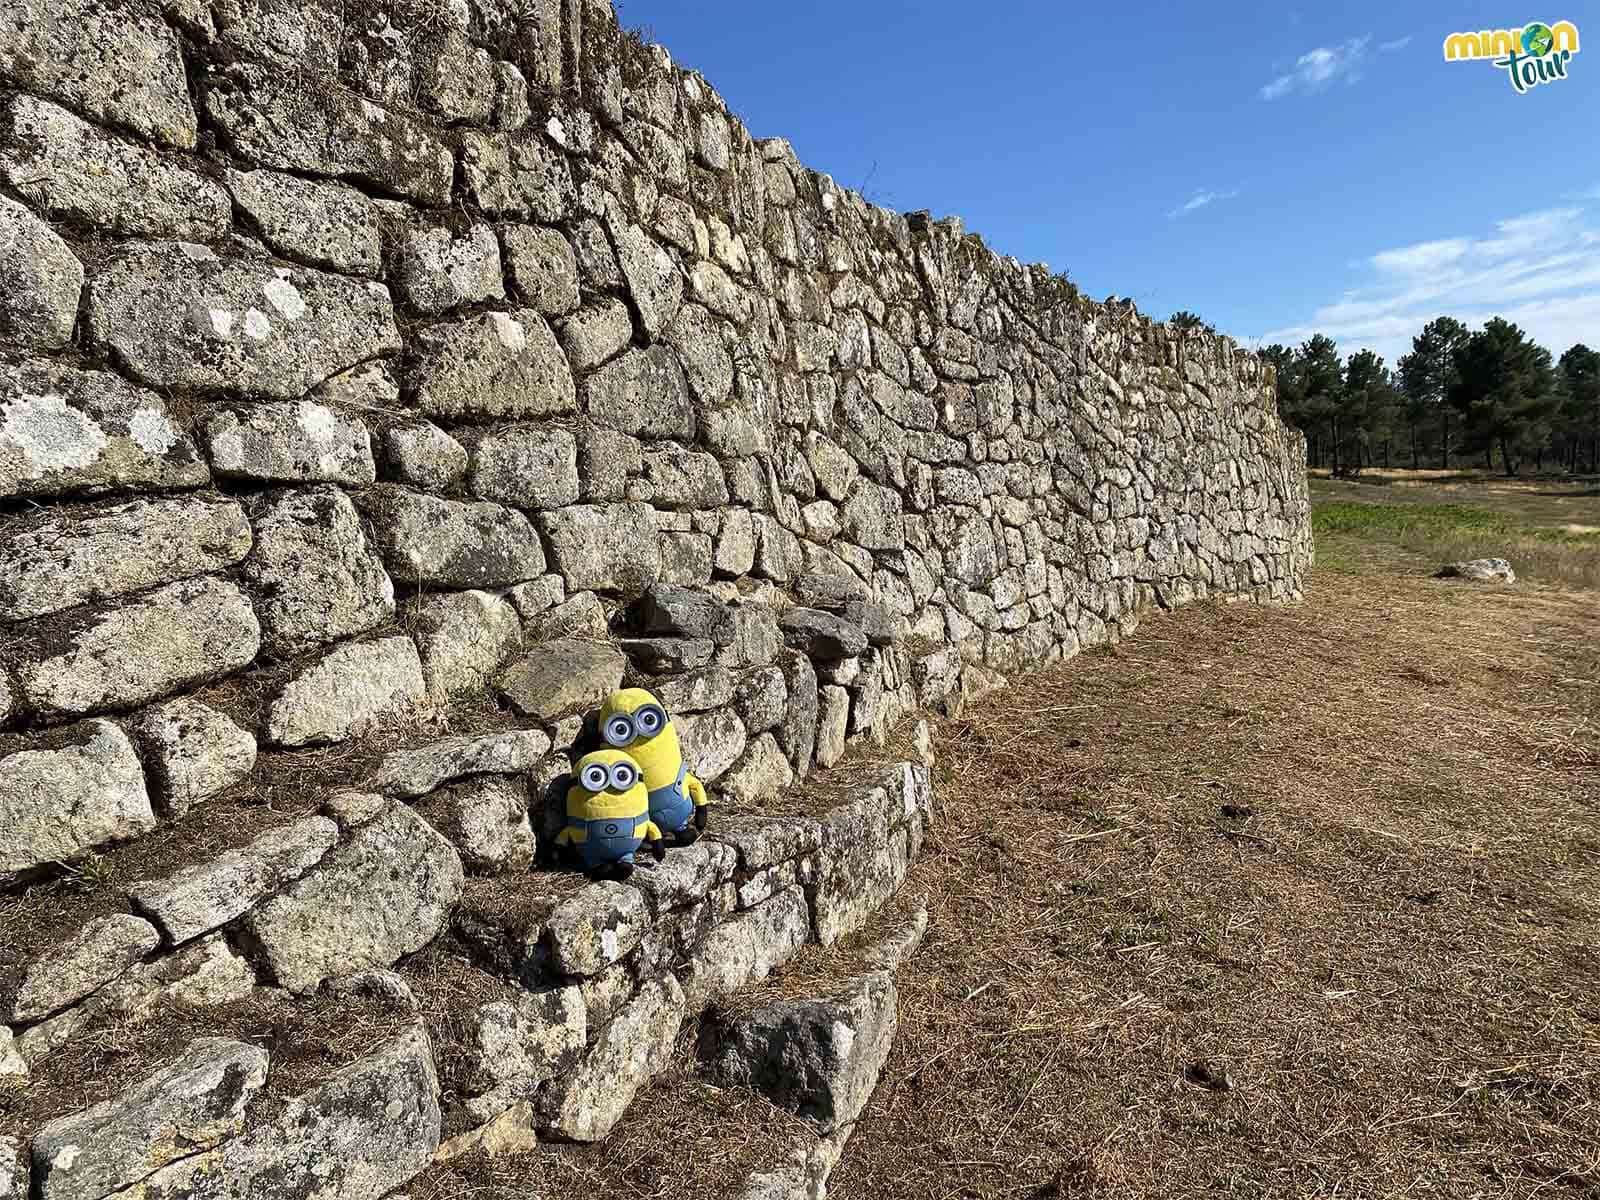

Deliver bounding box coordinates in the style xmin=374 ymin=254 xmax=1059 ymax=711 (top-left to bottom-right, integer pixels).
xmin=832 ymin=530 xmax=1599 ymax=1198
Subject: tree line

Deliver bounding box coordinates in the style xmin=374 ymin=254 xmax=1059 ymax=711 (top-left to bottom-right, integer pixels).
xmin=1254 ymin=318 xmax=1600 ymax=477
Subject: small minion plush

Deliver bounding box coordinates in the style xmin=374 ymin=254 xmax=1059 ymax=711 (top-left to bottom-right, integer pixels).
xmin=555 ymin=749 xmax=665 ymax=882
xmin=587 ymin=688 xmax=710 ymax=844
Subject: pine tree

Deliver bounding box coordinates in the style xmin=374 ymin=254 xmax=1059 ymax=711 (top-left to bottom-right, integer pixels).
xmin=1397 ymin=317 xmax=1469 ymax=470
xmin=1449 ymin=318 xmax=1559 ymax=476
xmin=1557 ymin=344 xmax=1600 ymax=473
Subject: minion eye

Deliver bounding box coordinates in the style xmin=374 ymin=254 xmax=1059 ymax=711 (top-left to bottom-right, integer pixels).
xmin=603 ymin=715 xmax=636 ymax=747
xmin=635 ymin=706 xmax=665 ymax=736
xmin=609 ymin=762 xmax=637 ymax=791
xmin=580 ymin=763 xmax=609 ymax=791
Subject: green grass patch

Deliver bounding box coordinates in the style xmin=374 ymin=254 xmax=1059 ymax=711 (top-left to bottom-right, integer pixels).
xmin=1312 ymin=501 xmax=1598 ymax=545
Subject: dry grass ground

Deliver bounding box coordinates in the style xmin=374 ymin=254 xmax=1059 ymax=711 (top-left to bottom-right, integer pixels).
xmin=834 ymin=516 xmax=1599 ymax=1197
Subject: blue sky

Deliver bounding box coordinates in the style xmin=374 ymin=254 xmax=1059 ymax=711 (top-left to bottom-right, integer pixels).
xmin=619 ymin=1 xmax=1598 ymax=366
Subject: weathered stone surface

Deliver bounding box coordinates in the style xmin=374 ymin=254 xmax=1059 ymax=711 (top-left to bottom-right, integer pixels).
xmin=680 ymin=887 xmax=810 ymax=1009
xmin=863 ymin=907 xmax=930 ymax=973
xmin=778 ymin=652 xmax=819 ymax=778
xmin=781 ymin=608 xmax=869 ymax=660
xmin=500 ymin=225 xmax=580 ymax=317
xmin=463 ymin=986 xmax=584 ymax=1103
xmin=733 ymin=667 xmax=788 ymax=734
xmin=720 ymin=733 xmax=796 ymax=803
xmin=626 ymin=841 xmax=737 ymax=914
xmin=793 ymin=572 xmax=870 ymax=611
xmin=203 ymin=402 xmax=375 ymax=486
xmin=130 ymin=699 xmax=257 ymax=817
xmin=655 ymin=665 xmax=737 ymax=714
xmin=611 ymin=219 xmax=683 ymax=341
xmin=430 ymin=775 xmax=535 ymax=873
xmin=0 ymin=196 xmax=80 ymax=350
xmin=526 ymin=591 xmax=609 ymax=642
xmin=497 ymin=639 xmax=626 ymax=721
xmin=0 ymin=722 xmax=153 ymax=885
xmin=634 ymin=584 xmax=730 ymax=639
xmin=715 ymin=508 xmax=758 ymax=577
xmin=559 ymin=299 xmax=634 ymax=371
xmin=322 ymin=969 xmax=418 ymax=1013
xmin=642 ymin=448 xmax=729 ymax=508
xmin=205 ymin=63 xmax=453 ymax=203
xmin=841 ymin=481 xmax=905 ymax=550
xmin=0 ymin=0 xmax=196 ymax=149
xmin=0 ymin=496 xmax=251 ymax=623
xmin=1 ymin=96 xmax=228 ymax=239
xmin=811 ymin=777 xmax=918 ymax=946
xmin=437 ymin=1102 xmax=540 ymax=1160
xmin=361 ymin=487 xmax=546 ymax=590
xmin=227 ymin=169 xmax=381 ymax=274
xmin=264 ymin=636 xmax=426 ymax=749
xmin=713 ymin=607 xmax=784 ymax=671
xmin=705 ymin=971 xmax=897 ymax=1134
xmin=243 ymin=805 xmax=463 ymax=993
xmin=545 ymin=881 xmax=649 ymax=976
xmin=537 ymin=974 xmax=685 ymax=1142
xmin=313 ymin=359 xmax=397 ymax=408
xmin=677 ymin=708 xmax=747 ymax=784
xmin=86 ymin=243 xmax=401 ymax=399
xmin=128 ymin=818 xmax=338 ymax=946
xmin=382 ymin=423 xmax=467 ymax=492
xmin=243 ymin=486 xmax=393 ymax=655
xmin=538 ymin=503 xmax=662 ymax=592
xmin=1438 ymin=558 xmax=1516 ymax=584
xmin=411 ymin=309 xmax=575 ymax=422
xmin=31 ymin=1039 xmax=269 ymax=1200
xmin=815 ymin=686 xmax=850 ymax=770
xmin=15 ymin=578 xmax=260 ymax=719
xmin=459 ymin=131 xmax=574 ymax=222
xmin=103 ymin=1025 xmax=441 ymax=1200
xmin=405 ymin=590 xmax=522 ymax=702
xmin=509 ymin=575 xmax=567 ymax=620
xmin=667 ymin=303 xmax=734 ymax=405
xmin=369 ymin=730 xmax=551 ymax=799
xmin=0 ymin=360 xmax=207 ymax=500
xmin=464 ymin=427 xmax=580 ymax=510
xmin=581 ymin=346 xmax=694 ymax=439
xmin=395 ymin=223 xmax=504 ymax=315
xmin=11 ymin=914 xmax=159 ymax=1024
xmin=0 ymin=1030 xmax=24 ymax=1079
xmin=618 ymin=637 xmax=714 ymax=675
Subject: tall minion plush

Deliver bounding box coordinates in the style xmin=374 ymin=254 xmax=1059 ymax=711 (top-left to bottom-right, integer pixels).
xmin=555 ymin=749 xmax=665 ymax=882
xmin=591 ymin=688 xmax=710 ymax=844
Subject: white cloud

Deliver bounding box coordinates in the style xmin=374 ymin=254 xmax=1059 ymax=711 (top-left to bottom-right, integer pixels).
xmin=1257 ymin=206 xmax=1600 ymax=363
xmin=1169 ymin=188 xmax=1240 ymax=219
xmin=1260 ymin=36 xmax=1372 ymax=99
xmin=1378 ymin=35 xmax=1413 ymax=52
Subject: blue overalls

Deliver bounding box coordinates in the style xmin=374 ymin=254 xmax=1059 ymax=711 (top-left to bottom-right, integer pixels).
xmin=570 ymin=814 xmax=647 ymax=870
xmin=649 ymin=762 xmax=693 ymax=834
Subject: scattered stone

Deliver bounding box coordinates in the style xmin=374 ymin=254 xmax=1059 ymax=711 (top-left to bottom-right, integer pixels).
xmin=322 ymin=791 xmax=388 ymax=830
xmin=544 ymin=882 xmax=649 ymax=977
xmin=242 ymin=486 xmax=394 ymax=655
xmin=1 ymin=96 xmax=228 ymax=240
xmin=0 ymin=360 xmax=208 ymax=499
xmin=438 ymin=1102 xmax=539 ymax=1161
xmin=537 ymin=974 xmax=684 ymax=1142
xmin=382 ymin=424 xmax=468 ymax=492
xmin=720 ymin=734 xmax=796 ymax=803
xmin=130 ymin=699 xmax=257 ymax=817
xmin=370 ymin=731 xmax=552 ymax=799
xmin=244 ymin=804 xmax=463 ymax=993
xmin=537 ymin=503 xmax=662 ymax=592
xmin=106 ymin=1025 xmax=441 ymax=1200
xmin=30 ymin=1039 xmax=269 ymax=1200
xmin=404 ymin=590 xmax=522 ymax=703
xmin=500 ymin=225 xmax=580 ymax=317
xmin=11 ymin=914 xmax=159 ymax=1025
xmin=430 ymin=775 xmax=535 ymax=873
xmin=226 ymin=169 xmax=382 ymax=274
xmin=704 ymin=972 xmax=897 ymax=1135
xmin=0 ymin=196 xmax=81 ymax=350
xmin=463 ymin=426 xmax=580 ymax=510
xmin=411 ymin=309 xmax=575 ymax=422
xmin=0 ymin=496 xmax=251 ymax=623
xmin=394 ymin=223 xmax=504 ymax=315
xmin=85 ymin=242 xmax=401 ymax=399
xmin=360 ymin=487 xmax=546 ymax=590
xmin=128 ymin=818 xmax=339 ymax=946
xmin=264 ymin=636 xmax=426 ymax=748
xmin=14 ymin=578 xmax=260 ymax=720
xmin=711 ymin=815 xmax=826 ymax=871
xmin=1437 ymin=558 xmax=1516 ymax=584
xmin=626 ymin=842 xmax=738 ymax=915
xmin=496 ymin=640 xmax=627 ymax=722
xmin=202 ymin=402 xmax=375 ymax=486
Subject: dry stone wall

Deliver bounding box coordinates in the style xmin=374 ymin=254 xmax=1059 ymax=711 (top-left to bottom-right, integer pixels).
xmin=0 ymin=0 xmax=1310 ymax=1189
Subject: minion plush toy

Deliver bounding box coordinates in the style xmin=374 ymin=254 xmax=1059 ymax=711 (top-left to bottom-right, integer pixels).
xmin=581 ymin=688 xmax=710 ymax=845
xmin=555 ymin=749 xmax=666 ymax=882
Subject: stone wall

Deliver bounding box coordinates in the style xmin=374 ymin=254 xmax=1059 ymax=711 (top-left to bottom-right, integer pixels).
xmin=0 ymin=0 xmax=1310 ymax=1188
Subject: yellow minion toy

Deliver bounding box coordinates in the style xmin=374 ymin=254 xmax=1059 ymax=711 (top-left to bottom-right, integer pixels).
xmin=589 ymin=688 xmax=710 ymax=844
xmin=555 ymin=749 xmax=666 ymax=882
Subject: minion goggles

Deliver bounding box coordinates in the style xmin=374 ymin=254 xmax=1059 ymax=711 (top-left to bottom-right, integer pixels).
xmin=602 ymin=705 xmax=667 ymax=748
xmin=581 ymin=759 xmax=641 ymax=792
